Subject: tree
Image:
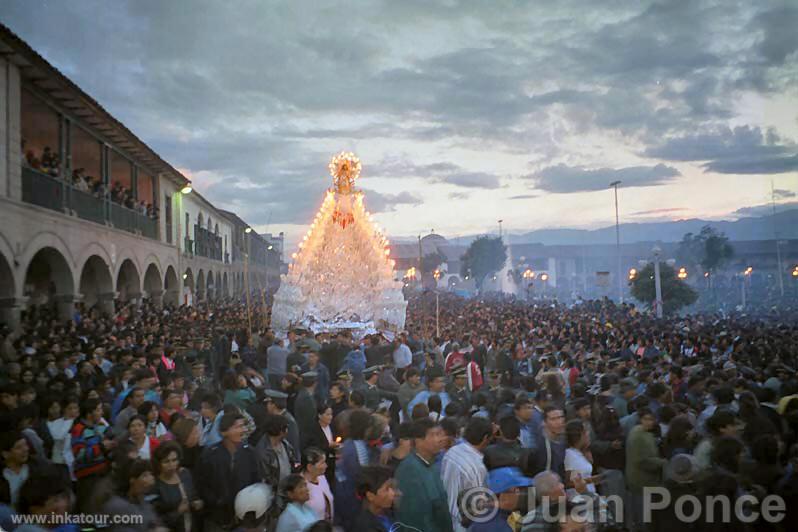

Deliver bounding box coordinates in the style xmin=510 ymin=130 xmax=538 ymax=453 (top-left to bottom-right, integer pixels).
xmin=630 ymin=263 xmax=698 ymax=315
xmin=421 ymin=251 xmax=446 ymax=274
xmin=676 ymin=225 xmax=734 ymax=275
xmin=460 ymin=236 xmax=507 ymax=290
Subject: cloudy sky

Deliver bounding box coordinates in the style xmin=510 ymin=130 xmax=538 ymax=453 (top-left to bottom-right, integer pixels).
xmin=4 ymin=0 xmax=797 ymax=247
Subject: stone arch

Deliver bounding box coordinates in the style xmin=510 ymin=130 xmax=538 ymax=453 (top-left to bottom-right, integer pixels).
xmin=214 ymin=223 xmax=219 ymax=236
xmin=164 ymin=265 xmax=180 ymax=306
xmin=113 ymin=250 xmax=142 ymax=285
xmin=19 ymin=232 xmax=75 ymax=297
xmin=196 ymin=270 xmax=205 ymax=300
xmin=222 ymin=272 xmax=229 ymax=298
xmin=143 ymin=263 xmax=163 ymax=305
xmin=116 ymin=259 xmax=141 ymax=302
xmin=215 ymin=271 xmax=222 ymax=299
xmin=197 ymin=212 xmax=204 ymax=227
xmin=76 ymin=242 xmax=114 ymax=278
xmin=23 ymin=246 xmax=75 ymax=318
xmin=78 ymin=255 xmax=114 ymax=313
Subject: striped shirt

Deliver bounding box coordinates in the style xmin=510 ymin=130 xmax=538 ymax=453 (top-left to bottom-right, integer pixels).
xmin=440 ymin=442 xmax=487 ymax=532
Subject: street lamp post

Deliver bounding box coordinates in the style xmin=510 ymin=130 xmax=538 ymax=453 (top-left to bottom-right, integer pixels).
xmin=433 ymin=269 xmax=442 ymax=336
xmin=540 ymin=273 xmax=549 ymax=299
xmin=652 ymin=246 xmax=663 ymax=318
xmin=609 ymin=180 xmax=623 ymax=304
xmin=244 ymin=227 xmax=253 ymax=336
xmin=742 ymin=266 xmax=752 ymax=309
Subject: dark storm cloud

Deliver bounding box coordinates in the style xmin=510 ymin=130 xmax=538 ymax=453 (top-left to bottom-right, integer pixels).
xmin=645 ymin=126 xmax=798 ymax=174
xmin=734 ymin=201 xmax=798 ymax=217
xmin=361 ymin=190 xmax=423 ymax=213
xmin=370 ymin=157 xmax=503 ymax=189
xmin=530 ymin=164 xmax=681 ymax=193
xmin=2 ymin=0 xmax=795 ymax=226
xmin=773 ymin=189 xmax=797 ymax=199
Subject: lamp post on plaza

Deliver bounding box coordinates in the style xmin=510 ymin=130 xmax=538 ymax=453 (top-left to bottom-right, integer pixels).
xmin=523 ymin=269 xmax=535 ymax=301
xmin=742 ymin=266 xmax=752 ymax=309
xmin=433 ymin=268 xmax=442 ymax=336
xmin=540 ymin=273 xmax=549 ymax=299
xmin=244 ymin=227 xmax=253 ymax=336
xmin=652 ymin=246 xmax=663 ymax=318
xmin=609 ymin=180 xmax=623 ymax=303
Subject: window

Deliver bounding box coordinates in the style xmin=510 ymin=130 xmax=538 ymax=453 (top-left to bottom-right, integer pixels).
xmin=165 ymin=195 xmax=173 ymax=244
xmin=185 ymin=213 xmax=190 ymax=238
xmin=21 ymin=89 xmax=60 ymax=176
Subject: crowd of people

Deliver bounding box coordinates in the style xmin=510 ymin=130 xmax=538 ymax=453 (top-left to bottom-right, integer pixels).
xmin=21 ymin=141 xmax=158 ymax=220
xmin=0 ymin=290 xmax=796 ymax=531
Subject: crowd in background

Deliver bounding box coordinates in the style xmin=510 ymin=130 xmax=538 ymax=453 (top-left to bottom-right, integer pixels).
xmin=21 ymin=140 xmax=158 ymax=219
xmin=0 ymin=291 xmax=796 ymax=531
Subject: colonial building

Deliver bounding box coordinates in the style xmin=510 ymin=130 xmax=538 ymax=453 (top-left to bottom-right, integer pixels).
xmin=0 ymin=25 xmax=274 ymax=327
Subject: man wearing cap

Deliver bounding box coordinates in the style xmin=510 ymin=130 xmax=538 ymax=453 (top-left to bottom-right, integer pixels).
xmin=263 ymin=389 xmax=301 ymax=453
xmin=302 ymin=350 xmax=330 ymax=403
xmin=360 ymin=366 xmax=384 ymax=411
xmin=233 ymin=482 xmax=273 ymax=532
xmin=294 ymin=371 xmax=318 ymax=441
xmin=447 ymin=366 xmax=472 ymax=412
xmin=471 ymin=467 xmax=533 ymax=532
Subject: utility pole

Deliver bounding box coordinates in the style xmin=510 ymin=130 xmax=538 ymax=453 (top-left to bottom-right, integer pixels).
xmin=418 ymin=234 xmax=423 ymax=277
xmin=610 ymin=180 xmax=623 ymax=304
xmin=772 ymin=181 xmax=785 ymax=297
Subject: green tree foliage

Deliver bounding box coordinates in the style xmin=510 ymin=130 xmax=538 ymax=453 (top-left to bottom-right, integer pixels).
xmin=676 ymin=226 xmax=735 ymax=275
xmin=421 ymin=252 xmax=446 ymax=274
xmin=460 ymin=236 xmax=507 ymax=289
xmin=630 ymin=262 xmax=698 ymax=314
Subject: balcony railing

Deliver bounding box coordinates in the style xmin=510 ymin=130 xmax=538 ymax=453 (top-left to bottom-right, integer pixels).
xmin=21 ymin=167 xmax=159 ymax=241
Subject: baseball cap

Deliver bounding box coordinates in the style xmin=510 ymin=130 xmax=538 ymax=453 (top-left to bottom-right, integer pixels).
xmin=234 ymin=483 xmax=273 ymax=524
xmin=488 ymin=467 xmax=533 ymax=494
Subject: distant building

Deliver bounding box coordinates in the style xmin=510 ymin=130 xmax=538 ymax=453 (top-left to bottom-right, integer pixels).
xmin=389 ymin=233 xmax=798 ymax=301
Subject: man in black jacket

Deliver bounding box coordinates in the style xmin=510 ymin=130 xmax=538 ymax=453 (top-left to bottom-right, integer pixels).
xmin=484 ymin=416 xmax=526 ymax=471
xmin=293 ymin=372 xmax=318 ymax=442
xmin=255 ymin=413 xmax=298 ymax=488
xmin=197 ymin=413 xmax=263 ymax=531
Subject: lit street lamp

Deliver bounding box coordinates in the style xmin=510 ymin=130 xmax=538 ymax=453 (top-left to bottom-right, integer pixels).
xmin=628 ymin=268 xmax=637 ymax=281
xmin=677 ymin=267 xmax=688 ymax=280
xmin=523 ymin=269 xmax=535 ymax=301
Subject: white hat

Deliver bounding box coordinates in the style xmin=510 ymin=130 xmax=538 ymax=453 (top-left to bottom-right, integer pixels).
xmin=234 ymin=483 xmax=273 ymax=522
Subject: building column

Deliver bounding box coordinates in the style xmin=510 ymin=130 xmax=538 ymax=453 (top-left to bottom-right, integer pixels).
xmin=147 ymin=290 xmax=164 ymax=308
xmin=165 ymin=288 xmax=180 ymax=306
xmin=0 ymin=297 xmax=26 ymax=331
xmin=53 ymin=293 xmax=81 ymax=321
xmin=97 ymin=292 xmax=118 ymax=316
